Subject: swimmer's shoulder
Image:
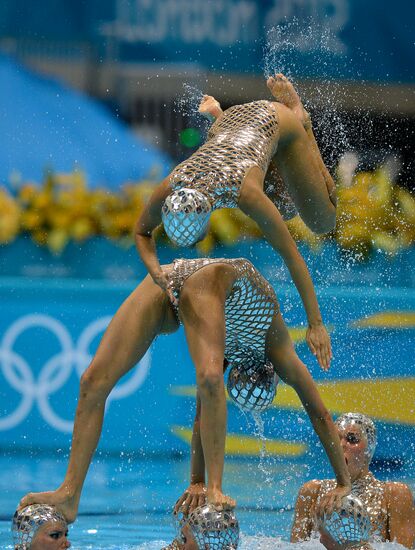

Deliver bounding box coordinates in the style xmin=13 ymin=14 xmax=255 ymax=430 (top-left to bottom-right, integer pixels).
xmin=384 ymin=481 xmax=414 ymax=506
xmin=297 ymin=479 xmax=323 ymax=500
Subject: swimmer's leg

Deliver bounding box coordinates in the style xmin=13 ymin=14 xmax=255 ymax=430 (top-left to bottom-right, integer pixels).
xmin=180 ymin=271 xmax=236 ymax=510
xmin=20 ymin=276 xmax=176 ymax=522
xmin=268 ymin=76 xmax=336 ymax=233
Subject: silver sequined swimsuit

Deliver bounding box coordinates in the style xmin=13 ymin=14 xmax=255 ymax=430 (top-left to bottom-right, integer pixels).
xmin=315 ymin=474 xmax=388 ymax=541
xmin=169 ymin=101 xmax=281 ymax=209
xmin=168 ymin=258 xmax=278 ymax=363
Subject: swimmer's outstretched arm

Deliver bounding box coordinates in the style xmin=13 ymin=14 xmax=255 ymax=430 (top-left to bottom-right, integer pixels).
xmin=135 ymin=178 xmax=176 ymax=302
xmin=266 ymin=315 xmax=350 ymax=515
xmin=174 ymin=392 xmax=207 ymax=515
xmin=239 ymin=185 xmax=332 ymax=370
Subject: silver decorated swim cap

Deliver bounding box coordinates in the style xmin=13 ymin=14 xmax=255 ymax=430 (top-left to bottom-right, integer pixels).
xmin=162 ymin=188 xmax=212 ymax=247
xmin=227 ymin=351 xmax=278 ymax=412
xmin=187 ymin=504 xmax=239 ymax=549
xmin=335 ymin=412 xmax=377 ymax=462
xmin=12 ymin=504 xmax=67 ymax=549
xmin=321 ymin=495 xmax=371 ymax=547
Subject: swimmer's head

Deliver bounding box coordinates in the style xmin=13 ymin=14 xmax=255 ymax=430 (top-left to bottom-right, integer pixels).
xmin=335 ymin=412 xmax=377 ymax=464
xmin=188 ymin=505 xmax=239 ymax=549
xmin=12 ymin=504 xmax=69 ymax=549
xmin=226 ymin=351 xmax=278 ymax=413
xmin=320 ymin=494 xmax=371 ymax=546
xmin=164 ymin=505 xmax=239 ymax=549
xmin=162 ymin=188 xmax=212 ymax=247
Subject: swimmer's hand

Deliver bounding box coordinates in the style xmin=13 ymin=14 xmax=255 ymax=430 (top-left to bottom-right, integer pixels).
xmin=198 ymin=95 xmax=223 ymax=122
xmin=306 ymin=322 xmax=332 ymax=371
xmin=19 ymin=487 xmax=79 ymax=524
xmin=174 ymin=483 xmax=207 ymax=516
xmin=207 ymin=488 xmax=236 ymax=511
xmin=315 ymin=484 xmax=351 ymax=521
xmin=152 ymin=270 xmax=178 ymax=307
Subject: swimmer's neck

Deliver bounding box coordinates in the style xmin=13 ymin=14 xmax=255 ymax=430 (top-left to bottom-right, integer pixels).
xmin=350 ymin=466 xmax=371 ymax=484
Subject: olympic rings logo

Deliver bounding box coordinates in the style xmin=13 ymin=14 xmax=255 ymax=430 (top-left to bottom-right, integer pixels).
xmin=0 ymin=314 xmax=151 ymax=433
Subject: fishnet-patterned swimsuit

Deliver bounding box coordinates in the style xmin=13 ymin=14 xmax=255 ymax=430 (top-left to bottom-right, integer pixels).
xmin=315 ymin=474 xmax=388 ymax=542
xmin=169 ymin=258 xmax=278 ymax=363
xmin=169 ymin=101 xmax=281 ymax=209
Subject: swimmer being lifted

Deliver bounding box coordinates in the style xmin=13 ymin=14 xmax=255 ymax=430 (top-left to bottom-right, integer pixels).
xmin=20 ymin=258 xmax=350 ymax=518
xmin=136 ymin=74 xmax=336 ymax=371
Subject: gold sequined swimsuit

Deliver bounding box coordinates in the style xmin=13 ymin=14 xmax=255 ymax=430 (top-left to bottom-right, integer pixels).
xmin=169 ymin=101 xmax=281 ymax=209
xmin=315 ymin=473 xmax=388 ymax=541
xmin=168 ymin=258 xmax=278 ymax=362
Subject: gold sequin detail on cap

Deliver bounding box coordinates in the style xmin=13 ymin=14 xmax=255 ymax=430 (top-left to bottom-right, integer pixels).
xmin=169 ymin=101 xmax=280 ymax=209
xmin=168 ymin=258 xmax=278 ymax=363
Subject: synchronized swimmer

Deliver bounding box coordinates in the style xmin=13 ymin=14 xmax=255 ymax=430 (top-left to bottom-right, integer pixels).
xmin=13 ymin=75 xmax=413 ymax=550
xmin=19 ymin=257 xmax=350 ymax=517
xmin=291 ymin=412 xmax=415 ymax=549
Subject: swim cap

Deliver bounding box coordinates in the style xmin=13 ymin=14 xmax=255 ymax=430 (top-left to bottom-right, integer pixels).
xmin=162 ymin=188 xmax=211 ymax=247
xmin=227 ymin=351 xmax=278 ymax=413
xmin=12 ymin=504 xmax=67 ymax=549
xmin=187 ymin=504 xmax=239 ymax=549
xmin=335 ymin=412 xmax=377 ymax=462
xmin=321 ymin=494 xmax=371 ymax=547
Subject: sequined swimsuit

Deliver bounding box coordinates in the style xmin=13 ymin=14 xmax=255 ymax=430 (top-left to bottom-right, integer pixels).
xmin=315 ymin=474 xmax=388 ymax=541
xmin=168 ymin=258 xmax=278 ymax=363
xmin=169 ymin=101 xmax=282 ymax=209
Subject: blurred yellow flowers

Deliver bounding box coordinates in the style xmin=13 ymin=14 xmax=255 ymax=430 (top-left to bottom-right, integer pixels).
xmin=0 ymin=167 xmax=414 ymax=257
xmin=335 ymin=167 xmax=415 ymax=257
xmin=0 ymin=187 xmax=21 ymax=244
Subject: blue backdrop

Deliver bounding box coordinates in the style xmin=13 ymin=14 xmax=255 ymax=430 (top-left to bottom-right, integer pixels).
xmin=0 ymin=0 xmax=413 ymax=83
xmin=1 ymin=242 xmax=414 ymax=465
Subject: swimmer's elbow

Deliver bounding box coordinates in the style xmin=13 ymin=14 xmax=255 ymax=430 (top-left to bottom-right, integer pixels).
xmin=135 ymin=218 xmax=154 ymax=238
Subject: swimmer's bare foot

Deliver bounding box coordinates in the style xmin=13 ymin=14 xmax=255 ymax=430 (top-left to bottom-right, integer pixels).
xmin=19 ymin=487 xmax=80 ymax=524
xmin=267 ymin=74 xmax=309 ymax=127
xmin=207 ymin=488 xmax=236 ymax=511
xmin=199 ymin=95 xmax=223 ymax=122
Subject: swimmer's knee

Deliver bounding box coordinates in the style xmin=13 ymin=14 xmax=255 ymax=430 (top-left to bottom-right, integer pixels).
xmin=80 ymin=366 xmax=111 ymax=400
xmin=239 ymin=183 xmax=263 ymax=213
xmin=197 ymin=364 xmax=224 ymax=395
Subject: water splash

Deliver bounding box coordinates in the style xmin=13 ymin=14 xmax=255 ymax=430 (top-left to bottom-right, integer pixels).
xmin=252 ymin=411 xmax=274 ymax=485
xmin=176 ymin=83 xmax=204 ymax=117
xmin=263 ymin=19 xmax=355 ymax=166
xmin=175 ymin=83 xmax=211 ymax=137
xmin=263 ymin=18 xmax=346 ymax=80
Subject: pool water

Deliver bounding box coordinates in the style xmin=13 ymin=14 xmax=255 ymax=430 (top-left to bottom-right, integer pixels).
xmin=1 ymin=453 xmax=413 ymax=549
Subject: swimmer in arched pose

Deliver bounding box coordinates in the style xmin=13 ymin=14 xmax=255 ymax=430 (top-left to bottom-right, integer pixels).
xmin=291 ymin=412 xmax=415 ymax=548
xmin=19 ymin=258 xmax=350 ymax=521
xmin=136 ymin=74 xmax=334 ymax=369
xmin=12 ymin=504 xmax=70 ymax=549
